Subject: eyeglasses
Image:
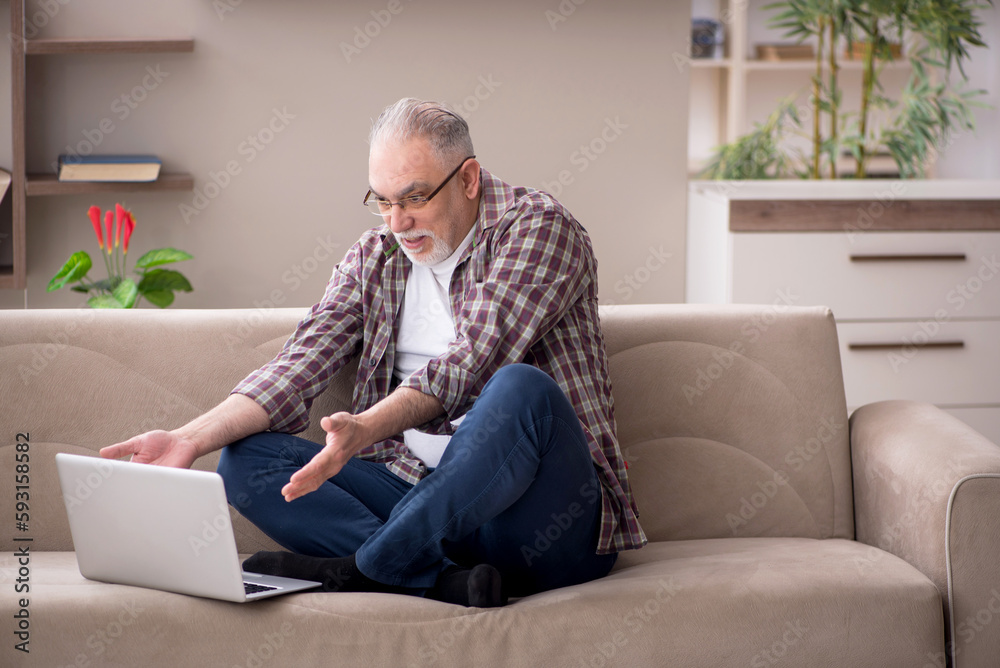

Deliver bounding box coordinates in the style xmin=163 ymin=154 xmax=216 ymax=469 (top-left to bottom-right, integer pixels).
xmin=363 ymin=156 xmax=476 ymax=216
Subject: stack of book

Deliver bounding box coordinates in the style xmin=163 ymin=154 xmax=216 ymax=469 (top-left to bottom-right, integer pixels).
xmin=57 ymin=155 xmax=162 ymax=182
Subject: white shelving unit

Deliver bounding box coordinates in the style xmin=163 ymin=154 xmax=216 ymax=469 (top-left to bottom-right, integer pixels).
xmin=687 ymin=0 xmax=912 ymax=176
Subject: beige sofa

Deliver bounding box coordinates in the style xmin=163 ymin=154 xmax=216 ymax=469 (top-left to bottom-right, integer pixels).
xmin=3 ymin=304 xmax=999 ymax=667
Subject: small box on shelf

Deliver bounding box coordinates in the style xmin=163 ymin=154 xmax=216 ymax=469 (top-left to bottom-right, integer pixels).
xmin=755 ymin=43 xmax=815 ymax=61
xmin=691 ymin=18 xmax=725 ymax=59
xmin=844 ymin=41 xmax=903 ymax=61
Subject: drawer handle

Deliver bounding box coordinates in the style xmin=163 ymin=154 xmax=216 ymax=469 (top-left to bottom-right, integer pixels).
xmin=849 ymin=253 xmax=967 ymax=262
xmin=848 ymin=340 xmax=965 ymax=351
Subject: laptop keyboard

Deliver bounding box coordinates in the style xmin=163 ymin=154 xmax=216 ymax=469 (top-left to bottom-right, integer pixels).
xmin=244 ymin=582 xmax=280 ymax=595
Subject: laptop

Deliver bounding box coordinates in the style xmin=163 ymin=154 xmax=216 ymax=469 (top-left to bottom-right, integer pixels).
xmin=55 ymin=452 xmax=321 ymax=602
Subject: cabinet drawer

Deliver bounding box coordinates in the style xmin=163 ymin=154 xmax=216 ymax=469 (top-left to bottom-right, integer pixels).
xmin=732 ymin=232 xmax=1000 ymax=319
xmin=838 ymin=320 xmax=1000 ymax=406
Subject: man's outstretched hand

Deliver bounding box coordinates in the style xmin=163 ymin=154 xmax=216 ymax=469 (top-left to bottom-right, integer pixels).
xmin=100 ymin=430 xmax=200 ymax=469
xmin=281 ymin=412 xmax=366 ymax=502
xmin=281 ymin=388 xmax=442 ymax=502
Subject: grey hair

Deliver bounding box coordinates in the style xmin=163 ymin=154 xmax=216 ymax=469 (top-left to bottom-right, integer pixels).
xmin=369 ymin=98 xmax=474 ymax=166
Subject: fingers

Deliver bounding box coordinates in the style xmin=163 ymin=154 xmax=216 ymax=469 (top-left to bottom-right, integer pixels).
xmin=281 ymin=445 xmax=346 ymax=502
xmin=283 ymin=457 xmax=332 ymax=501
xmin=282 ymin=471 xmax=324 ymax=502
xmin=281 ymin=478 xmax=316 ymax=502
xmin=99 ymin=439 xmax=137 ymax=460
xmin=282 ymin=461 xmax=319 ymax=501
xmin=283 ymin=413 xmax=358 ymax=501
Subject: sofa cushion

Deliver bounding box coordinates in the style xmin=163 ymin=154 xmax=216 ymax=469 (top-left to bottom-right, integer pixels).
xmin=603 ymin=304 xmax=854 ymax=542
xmin=2 ymin=538 xmax=940 ymax=667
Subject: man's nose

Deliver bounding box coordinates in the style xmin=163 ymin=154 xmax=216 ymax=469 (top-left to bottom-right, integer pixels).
xmin=388 ymin=205 xmax=412 ymax=234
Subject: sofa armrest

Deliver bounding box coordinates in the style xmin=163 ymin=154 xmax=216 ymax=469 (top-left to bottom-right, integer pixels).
xmin=851 ymin=400 xmax=1000 ymax=668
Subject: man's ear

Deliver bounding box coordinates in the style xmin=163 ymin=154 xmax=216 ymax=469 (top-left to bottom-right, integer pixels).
xmin=460 ymin=159 xmax=481 ymax=200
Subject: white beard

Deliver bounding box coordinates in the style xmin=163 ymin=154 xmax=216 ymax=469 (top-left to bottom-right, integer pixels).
xmin=396 ymin=229 xmax=453 ymax=266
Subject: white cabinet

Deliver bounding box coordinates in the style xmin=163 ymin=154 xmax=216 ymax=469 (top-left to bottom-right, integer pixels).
xmin=687 ymin=179 xmax=1000 ymax=442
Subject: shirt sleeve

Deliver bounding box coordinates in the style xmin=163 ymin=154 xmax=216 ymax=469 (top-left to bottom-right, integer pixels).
xmin=231 ymin=243 xmax=366 ymax=433
xmin=397 ymin=201 xmax=594 ymax=421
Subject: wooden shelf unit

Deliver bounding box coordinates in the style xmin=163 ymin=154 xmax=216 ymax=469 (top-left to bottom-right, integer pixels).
xmin=5 ymin=0 xmax=194 ymax=290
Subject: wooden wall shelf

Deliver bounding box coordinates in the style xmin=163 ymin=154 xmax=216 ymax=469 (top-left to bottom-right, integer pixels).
xmin=27 ymin=173 xmax=195 ymax=197
xmin=25 ymin=38 xmax=195 ymax=55
xmin=5 ymin=0 xmax=195 ymax=290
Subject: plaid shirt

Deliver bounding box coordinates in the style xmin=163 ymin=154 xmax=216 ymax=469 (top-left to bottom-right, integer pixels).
xmin=233 ymin=168 xmax=646 ymax=555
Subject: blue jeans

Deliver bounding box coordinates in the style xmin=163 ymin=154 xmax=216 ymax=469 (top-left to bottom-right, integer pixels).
xmin=217 ymin=364 xmax=617 ymax=596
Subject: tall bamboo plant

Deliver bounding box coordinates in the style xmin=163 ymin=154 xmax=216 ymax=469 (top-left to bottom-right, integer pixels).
xmin=874 ymin=0 xmax=991 ymax=176
xmin=763 ymin=0 xmax=850 ymax=179
xmin=701 ymin=0 xmax=992 ymax=180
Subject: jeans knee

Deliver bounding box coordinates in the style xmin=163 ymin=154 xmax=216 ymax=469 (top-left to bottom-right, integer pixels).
xmin=216 ymin=432 xmax=290 ymax=497
xmin=487 ymin=364 xmax=567 ymax=411
xmin=489 ymin=363 xmax=557 ymax=394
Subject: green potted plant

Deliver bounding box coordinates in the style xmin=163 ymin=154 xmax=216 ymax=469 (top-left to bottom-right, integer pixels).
xmin=48 ymin=203 xmax=194 ymax=308
xmin=701 ymin=0 xmax=992 ymax=180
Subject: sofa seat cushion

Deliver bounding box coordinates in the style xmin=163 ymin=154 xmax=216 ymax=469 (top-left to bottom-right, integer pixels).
xmin=6 ymin=539 xmax=941 ymax=667
xmin=609 ymin=537 xmax=944 ymax=667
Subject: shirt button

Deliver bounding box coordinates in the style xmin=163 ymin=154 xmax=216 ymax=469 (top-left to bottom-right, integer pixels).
xmin=370 ymin=360 xmax=377 ymax=367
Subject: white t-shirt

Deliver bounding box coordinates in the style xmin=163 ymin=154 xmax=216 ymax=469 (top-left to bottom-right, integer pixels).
xmin=393 ymin=226 xmax=476 ymax=467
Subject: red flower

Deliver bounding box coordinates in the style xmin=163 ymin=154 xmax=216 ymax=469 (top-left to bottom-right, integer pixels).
xmin=123 ymin=211 xmax=136 ymax=254
xmin=104 ymin=211 xmax=113 ymax=255
xmin=114 ymin=203 xmax=125 ymax=249
xmin=88 ymin=206 xmax=104 ymax=249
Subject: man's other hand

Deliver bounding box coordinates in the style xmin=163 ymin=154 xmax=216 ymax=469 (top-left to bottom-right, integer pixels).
xmin=282 ymin=412 xmax=365 ymax=502
xmin=100 ymin=430 xmax=200 ymax=469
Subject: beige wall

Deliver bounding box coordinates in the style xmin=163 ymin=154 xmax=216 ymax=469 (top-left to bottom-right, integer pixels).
xmin=0 ymin=0 xmax=691 ymax=310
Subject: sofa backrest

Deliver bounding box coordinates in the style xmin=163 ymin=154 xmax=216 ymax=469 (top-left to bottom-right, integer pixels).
xmin=602 ymin=304 xmax=853 ymax=542
xmin=0 ymin=304 xmax=853 ymax=553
